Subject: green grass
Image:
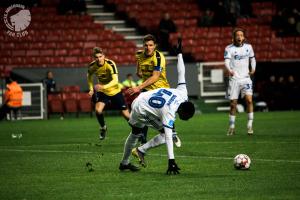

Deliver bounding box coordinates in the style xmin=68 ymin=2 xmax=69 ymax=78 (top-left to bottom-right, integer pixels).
xmin=0 ymin=111 xmax=299 ymax=200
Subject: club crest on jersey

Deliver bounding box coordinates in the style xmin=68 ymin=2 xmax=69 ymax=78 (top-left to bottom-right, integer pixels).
xmin=234 ymin=54 xmax=248 ymax=60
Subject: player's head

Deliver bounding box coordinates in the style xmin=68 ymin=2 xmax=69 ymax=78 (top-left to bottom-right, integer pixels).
xmin=177 ymin=101 xmax=195 ymax=121
xmin=93 ymin=47 xmax=105 ymax=65
xmin=46 ymin=71 xmax=53 ymax=79
xmin=143 ymin=34 xmax=157 ymax=56
xmin=232 ymin=27 xmax=246 ymax=47
xmin=126 ymin=73 xmax=133 ymax=80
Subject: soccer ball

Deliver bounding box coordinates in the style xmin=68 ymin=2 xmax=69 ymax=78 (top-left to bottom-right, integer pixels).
xmin=234 ymin=154 xmax=251 ymax=170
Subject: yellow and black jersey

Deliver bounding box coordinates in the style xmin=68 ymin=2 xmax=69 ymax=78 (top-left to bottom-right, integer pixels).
xmin=136 ymin=50 xmax=170 ymax=91
xmin=87 ymin=59 xmax=121 ymax=96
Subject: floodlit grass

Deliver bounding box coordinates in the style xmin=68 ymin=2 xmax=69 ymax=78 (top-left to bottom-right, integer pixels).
xmin=0 ymin=111 xmax=299 ymax=200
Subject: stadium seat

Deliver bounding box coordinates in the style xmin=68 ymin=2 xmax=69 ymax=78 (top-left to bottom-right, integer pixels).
xmin=62 ymin=85 xmax=80 ymax=93
xmin=77 ymin=93 xmax=93 ymax=117
xmin=62 ymin=92 xmax=79 ymax=116
xmin=47 ymin=93 xmax=64 ymax=118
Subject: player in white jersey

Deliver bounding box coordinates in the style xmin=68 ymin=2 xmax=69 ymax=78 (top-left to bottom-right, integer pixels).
xmin=119 ymin=39 xmax=195 ymax=174
xmin=224 ymin=27 xmax=256 ymax=136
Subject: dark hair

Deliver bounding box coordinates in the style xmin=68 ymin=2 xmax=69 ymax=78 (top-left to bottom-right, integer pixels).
xmin=143 ymin=34 xmax=156 ymax=44
xmin=177 ymin=101 xmax=195 ymax=120
xmin=93 ymin=47 xmax=104 ymax=57
xmin=232 ymin=27 xmax=247 ymax=45
xmin=5 ymin=77 xmax=13 ymax=84
xmin=232 ymin=27 xmax=246 ymax=38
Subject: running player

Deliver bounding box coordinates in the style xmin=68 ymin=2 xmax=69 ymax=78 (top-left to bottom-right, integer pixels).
xmin=87 ymin=47 xmax=130 ymax=140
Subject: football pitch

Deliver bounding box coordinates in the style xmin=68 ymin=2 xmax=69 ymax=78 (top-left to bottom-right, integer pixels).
xmin=0 ymin=111 xmax=299 ymax=200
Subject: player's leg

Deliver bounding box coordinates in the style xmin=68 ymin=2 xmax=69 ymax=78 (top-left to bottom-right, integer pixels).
xmin=132 ymin=129 xmax=166 ymax=167
xmin=228 ymin=99 xmax=237 ymax=135
xmin=95 ymin=102 xmax=107 ymax=139
xmin=245 ymin=94 xmax=254 ymax=135
xmin=119 ymin=125 xmax=142 ymax=171
xmin=227 ymin=79 xmax=239 ymax=135
xmin=111 ymin=92 xmax=130 ymax=120
xmin=92 ymin=91 xmax=108 ymax=140
xmin=140 ymin=126 xmax=148 ymax=144
xmin=242 ymin=79 xmax=254 ymax=135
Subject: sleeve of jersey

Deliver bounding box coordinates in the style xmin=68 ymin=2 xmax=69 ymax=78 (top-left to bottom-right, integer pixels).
xmin=162 ymin=111 xmax=175 ymax=129
xmin=153 ymin=52 xmax=164 ymax=72
xmin=176 ymin=54 xmax=187 ymax=92
xmin=249 ymin=45 xmax=256 ymax=71
xmin=224 ymin=47 xmax=232 ymax=72
xmin=103 ymin=74 xmax=119 ymax=90
xmin=87 ymin=68 xmax=94 ymax=91
xmin=164 ymin=126 xmax=175 ymax=159
xmin=224 ymin=47 xmax=231 ymax=60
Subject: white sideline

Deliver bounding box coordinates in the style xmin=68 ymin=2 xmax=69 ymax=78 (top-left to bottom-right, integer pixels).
xmin=0 ymin=148 xmax=300 ymax=163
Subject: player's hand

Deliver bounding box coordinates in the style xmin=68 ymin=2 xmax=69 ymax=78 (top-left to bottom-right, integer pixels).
xmin=249 ymin=71 xmax=255 ymax=76
xmin=166 ymin=159 xmax=180 ymax=175
xmin=95 ymin=84 xmax=104 ymax=91
xmin=88 ymin=90 xmax=94 ymax=96
xmin=128 ymin=87 xmax=140 ymax=96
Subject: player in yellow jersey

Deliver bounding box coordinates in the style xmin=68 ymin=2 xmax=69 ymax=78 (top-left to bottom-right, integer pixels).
xmin=87 ymin=47 xmax=130 ymax=140
xmin=128 ymin=34 xmax=170 ymax=95
xmin=128 ymin=34 xmax=181 ymax=147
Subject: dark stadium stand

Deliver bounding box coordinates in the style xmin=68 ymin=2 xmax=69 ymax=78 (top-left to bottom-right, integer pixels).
xmin=1 ymin=0 xmax=299 ymax=70
xmin=107 ymin=0 xmax=299 ymax=62
xmin=0 ymin=6 xmax=137 ymax=68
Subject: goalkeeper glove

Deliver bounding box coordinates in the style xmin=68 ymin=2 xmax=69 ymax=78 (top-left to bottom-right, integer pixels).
xmin=166 ymin=159 xmax=180 ymax=175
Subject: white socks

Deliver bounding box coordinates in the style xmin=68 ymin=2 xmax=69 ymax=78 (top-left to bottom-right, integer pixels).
xmin=138 ymin=133 xmax=166 ymax=154
xmin=121 ymin=133 xmax=139 ymax=165
xmin=229 ymin=115 xmax=236 ymax=129
xmin=229 ymin=113 xmax=254 ymax=129
xmin=247 ymin=112 xmax=254 ymax=128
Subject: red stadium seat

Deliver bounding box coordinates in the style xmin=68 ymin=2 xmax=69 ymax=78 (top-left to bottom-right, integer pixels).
xmin=47 ymin=93 xmax=64 ymax=118
xmin=62 ymin=85 xmax=80 ymax=93
xmin=77 ymin=93 xmax=93 ymax=116
xmin=62 ymin=92 xmax=79 ymax=116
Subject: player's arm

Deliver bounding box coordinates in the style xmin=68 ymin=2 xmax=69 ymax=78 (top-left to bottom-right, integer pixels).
xmin=138 ymin=70 xmax=160 ymax=90
xmin=249 ymin=45 xmax=256 ymax=76
xmin=176 ymin=53 xmax=188 ymax=93
xmin=164 ymin=126 xmax=180 ymax=175
xmin=128 ymin=70 xmax=161 ymax=95
xmin=224 ymin=59 xmax=234 ymax=76
xmin=136 ymin=62 xmax=142 ymax=78
xmin=95 ymin=62 xmax=119 ymax=91
xmin=87 ymin=70 xmax=94 ymax=96
xmin=224 ymin=48 xmax=234 ymax=76
xmin=95 ymin=74 xmax=119 ymax=91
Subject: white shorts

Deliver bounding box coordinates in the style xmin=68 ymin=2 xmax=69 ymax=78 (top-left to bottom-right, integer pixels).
xmin=226 ymin=77 xmax=253 ymax=100
xmin=128 ymin=98 xmax=163 ymax=130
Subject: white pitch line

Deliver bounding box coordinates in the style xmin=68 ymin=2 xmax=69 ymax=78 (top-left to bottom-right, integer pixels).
xmin=0 ymin=149 xmax=94 ymax=154
xmin=1 ymin=140 xmax=299 ymax=149
xmin=1 ymin=148 xmax=300 ymax=163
